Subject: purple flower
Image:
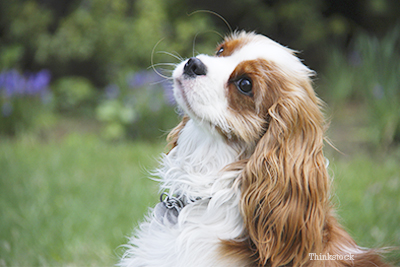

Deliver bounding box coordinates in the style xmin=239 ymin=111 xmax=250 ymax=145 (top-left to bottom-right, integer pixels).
xmin=126 ymin=70 xmax=176 ymax=106
xmin=0 ymin=69 xmax=51 ymax=98
xmin=0 ymin=70 xmax=25 ymax=97
xmin=128 ymin=70 xmax=160 ymax=88
xmin=25 ymin=70 xmax=51 ymax=95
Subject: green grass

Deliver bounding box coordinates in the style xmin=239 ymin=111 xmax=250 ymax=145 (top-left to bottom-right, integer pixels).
xmin=0 ymin=134 xmax=164 ymax=266
xmin=329 ymin=153 xmax=400 ymax=264
xmin=0 ymin=133 xmax=399 ymax=266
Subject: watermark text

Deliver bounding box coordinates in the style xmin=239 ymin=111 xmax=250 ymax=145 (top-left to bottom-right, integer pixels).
xmin=309 ymin=253 xmax=354 ymax=261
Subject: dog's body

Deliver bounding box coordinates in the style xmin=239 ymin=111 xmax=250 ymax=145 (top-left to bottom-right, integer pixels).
xmin=119 ymin=32 xmax=391 ymax=267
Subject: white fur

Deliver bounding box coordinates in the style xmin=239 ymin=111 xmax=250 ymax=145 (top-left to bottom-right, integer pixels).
xmin=118 ymin=121 xmax=247 ymax=267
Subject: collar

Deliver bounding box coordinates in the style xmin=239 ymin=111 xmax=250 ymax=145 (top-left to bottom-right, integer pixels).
xmin=155 ymin=192 xmax=207 ymax=226
xmin=159 ymin=192 xmax=186 ymax=213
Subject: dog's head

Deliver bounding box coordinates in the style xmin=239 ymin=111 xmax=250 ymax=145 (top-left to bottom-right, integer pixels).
xmin=171 ymin=31 xmax=331 ymax=266
xmin=172 ymin=31 xmax=321 ymax=147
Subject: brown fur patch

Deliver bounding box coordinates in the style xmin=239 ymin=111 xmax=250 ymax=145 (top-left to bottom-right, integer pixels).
xmin=215 ymin=32 xmax=253 ymax=57
xmin=224 ymin=59 xmax=285 ymax=146
xmin=227 ymin=59 xmax=281 ymax=114
xmin=166 ymin=115 xmax=189 ymax=153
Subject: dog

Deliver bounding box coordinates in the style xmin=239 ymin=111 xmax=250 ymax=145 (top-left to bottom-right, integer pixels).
xmin=119 ymin=31 xmax=391 ymax=267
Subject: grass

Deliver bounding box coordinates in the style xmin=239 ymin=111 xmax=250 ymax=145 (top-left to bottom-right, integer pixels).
xmin=0 ymin=133 xmax=164 ymax=266
xmin=329 ymin=153 xmax=400 ymax=260
xmin=0 ymin=132 xmax=399 ymax=266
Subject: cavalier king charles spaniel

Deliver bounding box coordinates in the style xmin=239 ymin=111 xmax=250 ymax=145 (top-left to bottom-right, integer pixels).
xmin=119 ymin=31 xmax=391 ymax=267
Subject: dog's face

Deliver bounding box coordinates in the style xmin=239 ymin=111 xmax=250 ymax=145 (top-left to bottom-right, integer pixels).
xmin=172 ymin=31 xmax=314 ymax=145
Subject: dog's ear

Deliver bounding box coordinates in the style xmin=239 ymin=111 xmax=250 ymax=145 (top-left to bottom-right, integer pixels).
xmin=240 ymin=79 xmax=330 ymax=267
xmin=166 ymin=115 xmax=190 ymax=153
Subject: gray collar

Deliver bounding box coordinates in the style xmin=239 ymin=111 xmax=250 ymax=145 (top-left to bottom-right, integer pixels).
xmin=160 ymin=192 xmax=186 ymax=213
xmin=154 ymin=192 xmax=206 ymax=226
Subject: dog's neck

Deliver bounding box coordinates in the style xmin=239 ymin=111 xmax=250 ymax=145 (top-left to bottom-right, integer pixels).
xmin=158 ymin=119 xmax=241 ymax=199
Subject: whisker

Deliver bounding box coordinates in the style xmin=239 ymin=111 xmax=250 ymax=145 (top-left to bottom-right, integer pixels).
xmin=151 ymin=39 xmax=172 ymax=80
xmin=155 ymin=69 xmax=174 ymax=76
xmin=149 ymin=68 xmax=173 ymax=80
xmin=147 ymin=65 xmax=174 ymax=74
xmin=149 ymin=78 xmax=173 ymax=87
xmin=188 ymin=10 xmax=232 ymax=33
xmin=152 ymin=68 xmax=172 ymax=80
xmin=150 ymin=63 xmax=178 ymax=68
xmin=192 ymin=32 xmax=201 ymax=57
xmin=156 ymin=51 xmax=184 ymax=61
xmin=192 ymin=29 xmax=225 ymax=56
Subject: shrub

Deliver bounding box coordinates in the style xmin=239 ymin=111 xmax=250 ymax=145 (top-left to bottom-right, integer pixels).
xmin=96 ymin=69 xmax=178 ymax=140
xmin=358 ymin=28 xmax=400 ymax=147
xmin=322 ymin=26 xmax=400 ymax=149
xmin=52 ymin=76 xmax=96 ymax=115
xmin=0 ymin=69 xmax=55 ymax=135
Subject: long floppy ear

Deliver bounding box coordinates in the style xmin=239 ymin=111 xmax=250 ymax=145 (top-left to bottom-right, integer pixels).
xmin=240 ymin=78 xmax=330 ymax=267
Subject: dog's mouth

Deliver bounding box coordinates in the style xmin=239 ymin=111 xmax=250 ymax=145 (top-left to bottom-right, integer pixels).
xmin=174 ymin=76 xmax=200 ymax=121
xmin=174 ymin=77 xmax=187 ymax=105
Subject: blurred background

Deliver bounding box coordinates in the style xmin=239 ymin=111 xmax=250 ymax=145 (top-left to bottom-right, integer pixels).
xmin=0 ymin=0 xmax=399 ymax=266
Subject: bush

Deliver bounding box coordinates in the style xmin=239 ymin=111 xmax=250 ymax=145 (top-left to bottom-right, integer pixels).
xmin=33 ymin=0 xmax=217 ymax=84
xmin=322 ymin=26 xmax=400 ymax=149
xmin=52 ymin=76 xmax=96 ymax=115
xmin=0 ymin=0 xmax=215 ymax=140
xmin=96 ymin=69 xmax=178 ymax=140
xmin=0 ymin=69 xmax=55 ymax=135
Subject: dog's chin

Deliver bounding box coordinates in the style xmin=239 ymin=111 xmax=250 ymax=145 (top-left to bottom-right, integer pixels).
xmin=172 ymin=82 xmax=229 ymax=139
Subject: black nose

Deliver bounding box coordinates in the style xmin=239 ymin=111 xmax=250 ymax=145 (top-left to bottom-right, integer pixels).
xmin=183 ymin=57 xmax=207 ymax=77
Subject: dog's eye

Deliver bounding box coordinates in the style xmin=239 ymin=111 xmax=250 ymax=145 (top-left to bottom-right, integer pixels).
xmin=236 ymin=78 xmax=253 ymax=95
xmin=216 ymin=46 xmax=224 ymax=56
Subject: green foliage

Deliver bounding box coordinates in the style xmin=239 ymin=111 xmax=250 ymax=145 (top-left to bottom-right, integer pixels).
xmin=0 ymin=45 xmax=24 ymax=70
xmin=7 ymin=1 xmax=53 ymax=43
xmin=0 ymin=69 xmax=56 ymax=136
xmin=0 ymin=0 xmax=219 ymax=142
xmin=52 ymin=76 xmax=96 ymax=114
xmin=95 ymin=70 xmax=179 ymax=140
xmin=0 ymin=0 xmax=399 ymax=145
xmin=0 ymin=1 xmax=53 ymax=70
xmin=0 ymin=96 xmax=55 ymax=136
xmin=360 ymin=29 xmax=400 ymax=148
xmin=96 ymin=99 xmax=136 ymax=140
xmin=322 ymin=27 xmax=400 ymax=149
xmin=0 ymin=0 xmax=217 ymax=139
xmin=33 ymin=0 xmax=217 ymax=81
